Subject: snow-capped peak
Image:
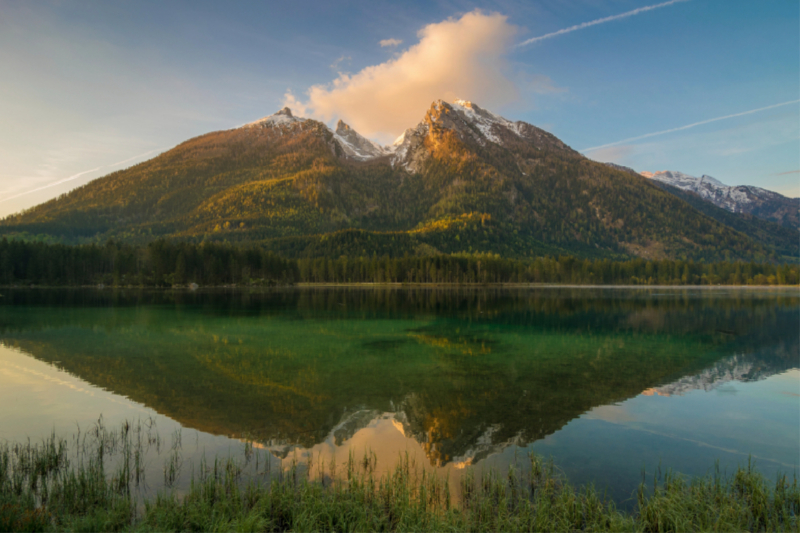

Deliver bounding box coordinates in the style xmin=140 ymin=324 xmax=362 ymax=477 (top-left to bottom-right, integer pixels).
xmin=243 ymin=107 xmax=307 ymax=128
xmin=242 ymin=109 xmax=389 ymax=161
xmin=448 ymin=99 xmax=523 ymax=145
xmin=644 ymin=170 xmax=729 ymax=189
xmin=641 ymin=170 xmax=800 ymax=227
xmin=389 ymin=99 xmax=573 ymax=172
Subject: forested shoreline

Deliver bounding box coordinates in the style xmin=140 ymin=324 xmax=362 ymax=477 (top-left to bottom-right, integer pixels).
xmin=1 ymin=238 xmax=798 ymax=288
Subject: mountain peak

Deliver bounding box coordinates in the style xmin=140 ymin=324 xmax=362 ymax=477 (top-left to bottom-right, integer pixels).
xmin=390 ymin=98 xmax=575 ymax=172
xmin=699 ymin=174 xmax=727 ymax=188
xmin=243 ymin=107 xmax=305 ymax=128
xmin=332 ymin=119 xmax=388 ymax=160
xmin=335 ymin=119 xmax=351 ymax=134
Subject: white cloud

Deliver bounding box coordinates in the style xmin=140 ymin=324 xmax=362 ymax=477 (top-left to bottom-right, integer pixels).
xmin=282 ymin=90 xmax=308 ymax=117
xmin=379 ymin=38 xmax=402 ymax=48
xmin=284 ymin=10 xmax=520 ymax=143
xmin=0 ymin=148 xmax=165 ymax=206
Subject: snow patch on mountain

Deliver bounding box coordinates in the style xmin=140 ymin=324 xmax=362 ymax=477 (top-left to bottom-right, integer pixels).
xmin=644 ymin=170 xmax=757 ymax=209
xmin=450 ymin=99 xmax=523 ymax=145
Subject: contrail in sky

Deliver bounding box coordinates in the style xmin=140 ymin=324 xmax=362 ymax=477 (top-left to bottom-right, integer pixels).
xmin=0 ymin=148 xmax=165 ymax=204
xmin=580 ymin=100 xmax=800 ymax=153
xmin=515 ymin=0 xmax=691 ymax=48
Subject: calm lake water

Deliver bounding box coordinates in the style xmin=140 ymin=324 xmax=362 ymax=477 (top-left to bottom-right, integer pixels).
xmin=1 ymin=287 xmax=798 ymax=507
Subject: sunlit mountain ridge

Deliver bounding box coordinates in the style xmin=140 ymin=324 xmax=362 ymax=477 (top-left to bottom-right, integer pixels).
xmin=0 ymin=100 xmax=791 ymax=261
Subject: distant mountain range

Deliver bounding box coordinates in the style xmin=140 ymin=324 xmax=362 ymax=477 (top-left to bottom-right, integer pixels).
xmin=1 ymin=100 xmax=795 ymax=261
xmin=641 ymin=170 xmax=799 ymax=228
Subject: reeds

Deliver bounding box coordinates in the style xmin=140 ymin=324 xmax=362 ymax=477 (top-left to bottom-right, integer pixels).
xmin=0 ymin=421 xmax=797 ymax=532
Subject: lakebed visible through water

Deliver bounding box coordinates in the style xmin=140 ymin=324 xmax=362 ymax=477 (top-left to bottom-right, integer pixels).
xmin=0 ymin=287 xmax=797 ymax=508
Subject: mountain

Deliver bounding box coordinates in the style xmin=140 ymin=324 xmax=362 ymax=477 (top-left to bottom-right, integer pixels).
xmin=642 ymin=170 xmax=799 ymax=228
xmin=0 ymin=100 xmax=783 ymax=261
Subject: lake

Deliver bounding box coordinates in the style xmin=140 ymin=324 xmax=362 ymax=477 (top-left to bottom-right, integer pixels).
xmin=0 ymin=287 xmax=797 ymax=507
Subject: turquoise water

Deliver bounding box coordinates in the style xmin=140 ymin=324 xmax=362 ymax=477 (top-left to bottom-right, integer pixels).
xmin=0 ymin=287 xmax=797 ymax=505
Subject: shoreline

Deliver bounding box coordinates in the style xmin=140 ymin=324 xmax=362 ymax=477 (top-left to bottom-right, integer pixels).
xmin=296 ymin=282 xmax=800 ymax=290
xmin=0 ymin=282 xmax=798 ymax=291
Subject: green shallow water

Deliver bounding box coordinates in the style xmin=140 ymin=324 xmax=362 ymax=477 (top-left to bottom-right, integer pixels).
xmin=0 ymin=287 xmax=797 ymax=506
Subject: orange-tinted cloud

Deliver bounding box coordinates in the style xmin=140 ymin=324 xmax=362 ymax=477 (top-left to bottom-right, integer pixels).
xmin=284 ymin=11 xmax=520 ymax=143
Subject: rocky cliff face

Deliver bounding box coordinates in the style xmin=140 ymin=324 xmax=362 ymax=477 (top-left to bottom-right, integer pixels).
xmin=333 ymin=120 xmax=389 ymax=160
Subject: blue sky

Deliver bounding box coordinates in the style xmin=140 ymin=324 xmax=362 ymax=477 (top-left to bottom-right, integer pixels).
xmin=0 ymin=0 xmax=797 ymax=217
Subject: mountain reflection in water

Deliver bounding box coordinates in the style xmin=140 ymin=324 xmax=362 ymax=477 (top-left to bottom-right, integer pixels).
xmin=0 ymin=287 xmax=797 ymax=502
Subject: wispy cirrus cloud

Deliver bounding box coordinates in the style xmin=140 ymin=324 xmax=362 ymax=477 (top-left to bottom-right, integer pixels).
xmin=379 ymin=38 xmax=402 ymax=48
xmin=515 ymin=0 xmax=691 ymax=48
xmin=581 ymin=99 xmax=800 ymax=153
xmin=330 ymin=55 xmax=351 ymax=70
xmin=0 ymin=148 xmax=165 ymax=205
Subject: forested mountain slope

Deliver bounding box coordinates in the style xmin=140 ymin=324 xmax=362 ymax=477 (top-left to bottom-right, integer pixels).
xmin=0 ymin=101 xmax=782 ymax=261
xmin=604 ymin=163 xmax=799 ymax=262
xmin=651 ymin=182 xmax=799 ymax=261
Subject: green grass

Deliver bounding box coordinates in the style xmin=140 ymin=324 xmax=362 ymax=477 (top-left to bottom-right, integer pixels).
xmin=0 ymin=425 xmax=798 ymax=532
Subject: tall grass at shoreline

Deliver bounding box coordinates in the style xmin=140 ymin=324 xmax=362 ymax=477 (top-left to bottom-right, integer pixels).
xmin=1 ymin=421 xmax=798 ymax=532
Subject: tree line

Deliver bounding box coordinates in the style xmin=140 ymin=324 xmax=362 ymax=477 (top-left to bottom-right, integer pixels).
xmin=1 ymin=238 xmax=797 ymax=287
xmin=0 ymin=239 xmax=297 ymax=287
